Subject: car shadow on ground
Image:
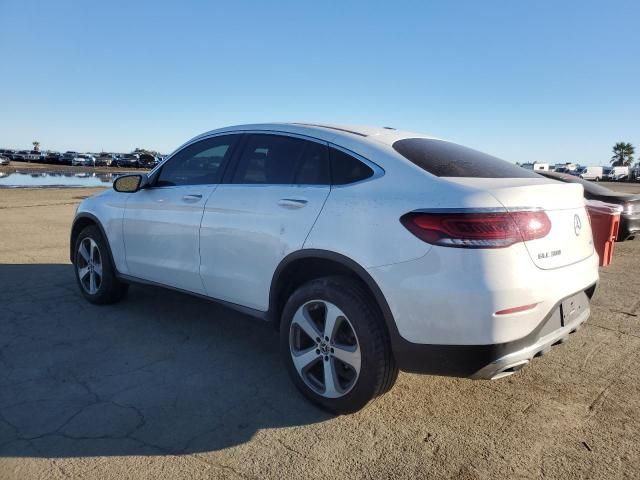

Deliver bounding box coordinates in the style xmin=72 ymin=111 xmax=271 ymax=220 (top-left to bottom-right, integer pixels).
xmin=0 ymin=264 xmax=330 ymax=457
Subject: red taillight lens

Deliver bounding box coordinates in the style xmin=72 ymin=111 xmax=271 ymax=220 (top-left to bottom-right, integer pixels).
xmin=400 ymin=210 xmax=551 ymax=248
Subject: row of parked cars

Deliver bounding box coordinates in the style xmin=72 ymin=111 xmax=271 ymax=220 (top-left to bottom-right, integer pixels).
xmin=0 ymin=149 xmax=163 ymax=168
xmin=524 ymin=162 xmax=639 ymax=182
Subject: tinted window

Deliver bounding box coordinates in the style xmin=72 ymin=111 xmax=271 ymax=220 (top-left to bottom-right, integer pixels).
xmin=232 ymin=134 xmax=329 ymax=185
xmin=156 ymin=135 xmax=236 ymax=187
xmin=330 ymin=147 xmax=374 ymax=185
xmin=294 ymin=141 xmax=329 ymax=185
xmin=392 ymin=138 xmax=539 ymax=178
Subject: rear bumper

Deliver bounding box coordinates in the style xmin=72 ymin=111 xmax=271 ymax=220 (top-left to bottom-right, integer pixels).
xmin=619 ymin=213 xmax=640 ymax=241
xmin=390 ymin=284 xmax=596 ymax=378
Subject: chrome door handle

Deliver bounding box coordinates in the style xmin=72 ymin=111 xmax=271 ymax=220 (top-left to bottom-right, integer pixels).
xmin=278 ymin=198 xmax=308 ymax=209
xmin=183 ymin=194 xmax=203 ymax=202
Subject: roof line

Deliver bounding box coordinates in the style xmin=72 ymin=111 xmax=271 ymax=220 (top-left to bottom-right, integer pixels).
xmin=291 ymin=123 xmax=368 ymax=137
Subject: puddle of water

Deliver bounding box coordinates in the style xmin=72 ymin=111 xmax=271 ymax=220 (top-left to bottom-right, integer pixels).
xmin=0 ymin=170 xmax=127 ymax=188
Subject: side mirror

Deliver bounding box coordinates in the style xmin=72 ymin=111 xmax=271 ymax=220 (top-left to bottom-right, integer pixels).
xmin=113 ymin=174 xmax=147 ymax=193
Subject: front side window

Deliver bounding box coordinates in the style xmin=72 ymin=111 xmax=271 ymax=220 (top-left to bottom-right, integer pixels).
xmin=156 ymin=135 xmax=237 ymax=187
xmin=232 ymin=134 xmax=329 ymax=185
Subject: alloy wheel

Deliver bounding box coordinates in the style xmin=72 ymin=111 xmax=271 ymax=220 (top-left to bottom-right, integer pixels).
xmin=77 ymin=237 xmax=103 ymax=295
xmin=289 ymin=300 xmax=361 ymax=399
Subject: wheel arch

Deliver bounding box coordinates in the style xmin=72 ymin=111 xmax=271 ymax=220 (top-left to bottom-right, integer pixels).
xmin=268 ymin=250 xmax=398 ymax=338
xmin=70 ymin=213 xmax=117 ymax=269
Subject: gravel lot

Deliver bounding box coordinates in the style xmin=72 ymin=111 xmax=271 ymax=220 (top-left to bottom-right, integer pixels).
xmin=1 ymin=179 xmax=639 ymax=479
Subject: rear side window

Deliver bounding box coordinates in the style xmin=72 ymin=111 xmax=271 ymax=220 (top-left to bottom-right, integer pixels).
xmin=392 ymin=138 xmax=539 ymax=178
xmin=330 ymin=147 xmax=374 ymax=185
xmin=232 ymin=134 xmax=329 ymax=185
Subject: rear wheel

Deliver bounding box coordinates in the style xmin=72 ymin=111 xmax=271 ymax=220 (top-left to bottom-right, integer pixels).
xmin=280 ymin=276 xmax=398 ymax=414
xmin=74 ymin=225 xmax=128 ymax=304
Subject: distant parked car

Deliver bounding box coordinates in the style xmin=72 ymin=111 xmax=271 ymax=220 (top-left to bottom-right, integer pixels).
xmin=62 ymin=151 xmax=79 ymax=165
xmin=0 ymin=155 xmax=10 ymax=166
xmin=72 ymin=154 xmax=96 ymax=167
xmin=137 ymin=153 xmax=158 ymax=169
xmin=0 ymin=149 xmax=16 ymax=158
xmin=116 ymin=153 xmax=140 ymax=168
xmin=95 ymin=153 xmax=116 ymax=167
xmin=538 ymin=171 xmax=640 ymax=241
xmin=45 ymin=151 xmax=63 ymax=164
xmin=608 ymin=166 xmax=630 ymax=182
xmin=22 ymin=150 xmax=43 ymax=162
xmin=576 ymin=166 xmax=604 ymax=182
xmin=12 ymin=150 xmax=29 ymax=161
xmin=521 ymin=162 xmax=550 ymax=172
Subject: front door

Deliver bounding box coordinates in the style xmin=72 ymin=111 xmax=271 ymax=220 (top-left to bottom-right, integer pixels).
xmin=123 ymin=134 xmax=239 ymax=293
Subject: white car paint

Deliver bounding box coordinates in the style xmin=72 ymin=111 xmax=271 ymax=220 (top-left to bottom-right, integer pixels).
xmin=122 ymin=184 xmax=218 ymax=294
xmin=608 ymin=166 xmax=629 ymax=181
xmin=74 ymin=123 xmax=599 ymax=369
xmin=199 ymin=183 xmax=330 ymax=310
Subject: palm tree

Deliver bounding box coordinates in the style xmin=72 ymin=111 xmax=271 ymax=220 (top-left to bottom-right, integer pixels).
xmin=32 ymin=141 xmax=40 ymax=152
xmin=611 ymin=142 xmax=634 ymax=166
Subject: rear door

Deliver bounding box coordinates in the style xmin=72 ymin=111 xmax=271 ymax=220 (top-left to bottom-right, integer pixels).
xmin=199 ymin=133 xmax=331 ymax=310
xmin=122 ymin=134 xmax=239 ymax=293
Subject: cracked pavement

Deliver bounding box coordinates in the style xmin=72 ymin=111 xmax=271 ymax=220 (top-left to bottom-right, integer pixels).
xmin=0 ymin=184 xmax=639 ymax=479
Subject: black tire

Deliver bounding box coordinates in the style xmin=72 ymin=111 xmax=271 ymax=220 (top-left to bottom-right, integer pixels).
xmin=73 ymin=225 xmax=128 ymax=304
xmin=280 ymin=276 xmax=398 ymax=414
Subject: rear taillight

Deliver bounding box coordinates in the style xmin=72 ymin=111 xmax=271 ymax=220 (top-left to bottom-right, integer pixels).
xmin=400 ymin=210 xmax=551 ymax=248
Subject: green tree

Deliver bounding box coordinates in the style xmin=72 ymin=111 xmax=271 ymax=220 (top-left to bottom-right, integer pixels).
xmin=611 ymin=142 xmax=634 ymax=166
xmin=32 ymin=141 xmax=40 ymax=152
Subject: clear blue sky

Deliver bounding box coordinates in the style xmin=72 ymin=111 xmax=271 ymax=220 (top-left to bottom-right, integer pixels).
xmin=1 ymin=0 xmax=638 ymax=164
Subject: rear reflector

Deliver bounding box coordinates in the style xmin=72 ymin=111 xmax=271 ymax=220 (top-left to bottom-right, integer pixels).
xmin=495 ymin=303 xmax=539 ymax=315
xmin=400 ymin=210 xmax=551 ymax=248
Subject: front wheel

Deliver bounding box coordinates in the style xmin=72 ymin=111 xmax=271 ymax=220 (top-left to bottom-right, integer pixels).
xmin=280 ymin=276 xmax=398 ymax=414
xmin=74 ymin=225 xmax=128 ymax=304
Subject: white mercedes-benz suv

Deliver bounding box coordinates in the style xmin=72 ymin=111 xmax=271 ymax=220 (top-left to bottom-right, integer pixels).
xmin=70 ymin=123 xmax=599 ymax=413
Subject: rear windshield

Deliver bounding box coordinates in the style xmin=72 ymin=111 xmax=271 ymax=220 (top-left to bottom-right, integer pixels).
xmin=392 ymin=138 xmax=539 ymax=178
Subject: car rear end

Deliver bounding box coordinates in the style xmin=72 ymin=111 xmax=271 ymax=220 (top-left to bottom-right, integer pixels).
xmin=367 ymin=137 xmax=599 ymax=379
xmin=118 ymin=154 xmax=139 ymax=168
xmin=95 ymin=154 xmax=112 ymax=167
xmin=73 ymin=155 xmax=92 ymax=166
xmin=137 ymin=154 xmax=157 ymax=168
xmin=619 ymin=197 xmax=640 ymax=240
xmin=63 ymin=152 xmax=77 ymax=165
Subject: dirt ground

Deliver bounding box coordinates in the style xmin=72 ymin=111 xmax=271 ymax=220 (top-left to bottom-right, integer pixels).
xmin=0 ymin=181 xmax=639 ymax=479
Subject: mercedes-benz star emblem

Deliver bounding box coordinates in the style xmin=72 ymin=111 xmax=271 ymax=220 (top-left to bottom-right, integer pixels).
xmin=574 ymin=214 xmax=582 ymax=236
